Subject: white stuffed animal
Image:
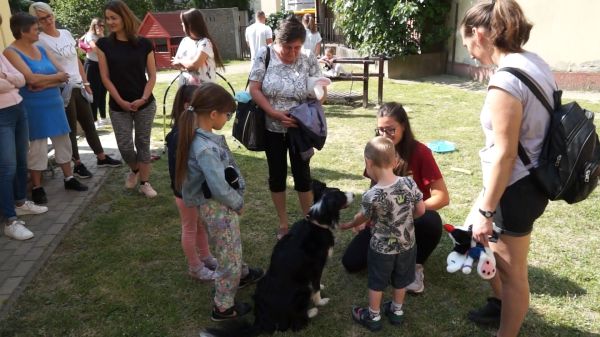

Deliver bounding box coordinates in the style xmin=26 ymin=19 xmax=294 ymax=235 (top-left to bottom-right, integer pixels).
xmin=307 ymin=76 xmax=332 ymax=100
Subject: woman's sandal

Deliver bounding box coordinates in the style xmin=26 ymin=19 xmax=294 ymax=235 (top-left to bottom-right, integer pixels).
xmin=276 ymin=227 xmax=289 ymax=240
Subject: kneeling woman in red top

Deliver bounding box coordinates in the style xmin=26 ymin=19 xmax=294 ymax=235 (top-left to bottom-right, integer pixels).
xmin=341 ymin=102 xmax=450 ymax=294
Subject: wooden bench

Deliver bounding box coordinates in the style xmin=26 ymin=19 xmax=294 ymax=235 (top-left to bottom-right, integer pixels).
xmin=326 ymin=56 xmax=388 ymax=108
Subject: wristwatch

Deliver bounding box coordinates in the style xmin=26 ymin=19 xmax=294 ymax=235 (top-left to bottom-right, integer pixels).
xmin=479 ymin=208 xmax=496 ymax=219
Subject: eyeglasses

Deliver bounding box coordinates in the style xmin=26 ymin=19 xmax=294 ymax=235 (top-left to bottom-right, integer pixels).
xmin=375 ymin=127 xmax=396 ymax=136
xmin=38 ymin=14 xmax=53 ymax=23
xmin=226 ymin=112 xmax=234 ymax=121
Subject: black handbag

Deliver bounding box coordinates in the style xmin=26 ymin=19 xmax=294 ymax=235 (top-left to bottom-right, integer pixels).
xmin=232 ymin=47 xmax=271 ymax=151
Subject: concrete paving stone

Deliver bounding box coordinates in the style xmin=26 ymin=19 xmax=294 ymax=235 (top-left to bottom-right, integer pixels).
xmin=56 ymin=213 xmax=72 ymax=225
xmin=11 ymin=261 xmax=35 ymax=277
xmin=0 ymin=270 xmax=9 ymax=284
xmin=34 ymin=235 xmax=56 ymax=248
xmin=23 ymin=248 xmax=44 ymax=261
xmin=0 ymin=256 xmax=21 ymax=271
xmin=64 ymin=206 xmax=79 ymax=215
xmin=1 ymin=241 xmax=19 ymax=251
xmin=46 ymin=223 xmax=65 ymax=235
xmin=0 ymin=277 xmax=23 ymax=295
xmin=68 ymin=195 xmax=86 ymax=206
xmin=13 ymin=242 xmax=34 ymax=256
xmin=0 ymin=251 xmax=10 ymax=262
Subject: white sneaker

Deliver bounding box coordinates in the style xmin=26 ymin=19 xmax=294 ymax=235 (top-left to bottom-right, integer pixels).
xmin=406 ymin=264 xmax=425 ymax=294
xmin=139 ymin=182 xmax=157 ymax=198
xmin=15 ymin=200 xmax=49 ymax=216
xmin=4 ymin=219 xmax=34 ymax=240
xmin=125 ymin=171 xmax=138 ymax=189
xmin=189 ymin=265 xmax=219 ymax=281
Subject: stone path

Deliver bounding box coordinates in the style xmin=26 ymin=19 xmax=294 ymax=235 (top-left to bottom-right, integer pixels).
xmin=0 ymin=130 xmax=120 ymax=320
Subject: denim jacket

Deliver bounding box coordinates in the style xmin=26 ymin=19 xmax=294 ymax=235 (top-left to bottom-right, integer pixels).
xmin=182 ymin=128 xmax=245 ymax=212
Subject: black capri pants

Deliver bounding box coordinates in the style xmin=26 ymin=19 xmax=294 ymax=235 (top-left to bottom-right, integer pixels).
xmin=264 ymin=129 xmax=311 ymax=193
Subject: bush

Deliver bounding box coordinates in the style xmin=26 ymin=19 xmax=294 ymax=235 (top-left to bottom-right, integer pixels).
xmin=324 ymin=0 xmax=452 ymax=57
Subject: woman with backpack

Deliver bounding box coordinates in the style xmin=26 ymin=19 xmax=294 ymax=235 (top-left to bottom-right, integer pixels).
xmin=459 ymin=1 xmax=552 ymax=336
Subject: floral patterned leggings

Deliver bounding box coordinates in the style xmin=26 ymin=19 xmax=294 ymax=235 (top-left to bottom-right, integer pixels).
xmin=200 ymin=200 xmax=249 ymax=310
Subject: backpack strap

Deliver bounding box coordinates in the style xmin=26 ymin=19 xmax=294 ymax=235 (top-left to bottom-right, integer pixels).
xmin=245 ymin=46 xmax=270 ymax=90
xmin=498 ymin=67 xmax=555 ymax=169
xmin=499 ymin=67 xmax=554 ymax=114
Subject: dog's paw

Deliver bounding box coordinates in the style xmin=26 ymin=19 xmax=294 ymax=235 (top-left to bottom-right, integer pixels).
xmin=307 ymin=307 xmax=319 ymax=318
xmin=317 ymin=297 xmax=330 ymax=306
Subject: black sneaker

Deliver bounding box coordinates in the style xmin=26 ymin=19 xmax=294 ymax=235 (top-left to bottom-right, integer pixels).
xmin=211 ymin=302 xmax=252 ymax=322
xmin=32 ymin=187 xmax=47 ymax=205
xmin=238 ymin=267 xmax=265 ymax=289
xmin=64 ymin=178 xmax=88 ymax=191
xmin=74 ymin=163 xmax=93 ymax=179
xmin=351 ymin=306 xmax=383 ymax=332
xmin=97 ymin=155 xmax=123 ymax=167
xmin=468 ymin=297 xmax=501 ymax=327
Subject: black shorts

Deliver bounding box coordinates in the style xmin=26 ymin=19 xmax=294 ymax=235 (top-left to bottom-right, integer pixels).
xmin=493 ymin=175 xmax=548 ymax=237
xmin=367 ymin=246 xmax=416 ymax=291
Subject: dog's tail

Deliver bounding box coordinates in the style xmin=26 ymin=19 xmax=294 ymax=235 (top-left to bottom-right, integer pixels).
xmin=200 ymin=319 xmax=261 ymax=337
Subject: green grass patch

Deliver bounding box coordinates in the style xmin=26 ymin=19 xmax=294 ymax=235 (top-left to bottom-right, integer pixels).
xmin=1 ymin=72 xmax=599 ymax=337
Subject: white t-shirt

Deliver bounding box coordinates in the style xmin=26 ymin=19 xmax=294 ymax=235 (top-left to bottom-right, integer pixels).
xmin=83 ymin=31 xmax=100 ymax=62
xmin=480 ymin=51 xmax=554 ymax=187
xmin=303 ymin=30 xmax=322 ymax=55
xmin=38 ymin=29 xmax=82 ymax=84
xmin=245 ymin=22 xmax=272 ymax=60
xmin=174 ymin=37 xmax=216 ymax=84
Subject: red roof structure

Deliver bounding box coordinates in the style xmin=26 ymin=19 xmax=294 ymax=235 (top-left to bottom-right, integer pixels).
xmin=138 ymin=11 xmax=185 ymax=69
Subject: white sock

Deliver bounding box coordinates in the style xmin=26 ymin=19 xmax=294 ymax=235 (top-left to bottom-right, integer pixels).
xmin=392 ymin=301 xmax=403 ymax=312
xmin=65 ymin=176 xmax=74 ymax=181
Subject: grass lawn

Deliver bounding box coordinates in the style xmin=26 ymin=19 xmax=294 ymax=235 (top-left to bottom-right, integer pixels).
xmin=1 ymin=72 xmax=599 ymax=337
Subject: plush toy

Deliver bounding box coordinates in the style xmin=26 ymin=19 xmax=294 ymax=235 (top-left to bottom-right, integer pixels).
xmin=443 ymin=223 xmax=497 ymax=280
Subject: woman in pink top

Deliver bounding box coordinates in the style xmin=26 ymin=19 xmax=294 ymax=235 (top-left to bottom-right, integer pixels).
xmin=0 ymin=13 xmax=47 ymax=241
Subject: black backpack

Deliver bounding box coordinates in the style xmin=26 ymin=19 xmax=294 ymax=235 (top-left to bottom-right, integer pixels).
xmin=500 ymin=67 xmax=600 ymax=204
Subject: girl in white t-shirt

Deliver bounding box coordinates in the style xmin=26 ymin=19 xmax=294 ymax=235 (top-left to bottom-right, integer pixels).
xmin=172 ymin=9 xmax=224 ymax=86
xmin=302 ymin=14 xmax=322 ymax=56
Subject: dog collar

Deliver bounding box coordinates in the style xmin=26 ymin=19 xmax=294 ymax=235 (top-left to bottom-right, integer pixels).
xmin=306 ymin=216 xmax=332 ymax=231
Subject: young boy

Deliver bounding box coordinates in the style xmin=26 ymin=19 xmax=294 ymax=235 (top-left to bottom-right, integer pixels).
xmin=319 ymin=47 xmax=345 ymax=77
xmin=340 ymin=136 xmax=425 ymax=331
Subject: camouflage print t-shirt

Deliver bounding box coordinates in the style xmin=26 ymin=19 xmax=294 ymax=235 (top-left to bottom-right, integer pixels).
xmin=362 ymin=177 xmax=423 ymax=254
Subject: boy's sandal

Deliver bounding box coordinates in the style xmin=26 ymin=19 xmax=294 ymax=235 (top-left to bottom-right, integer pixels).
xmin=276 ymin=227 xmax=289 ymax=240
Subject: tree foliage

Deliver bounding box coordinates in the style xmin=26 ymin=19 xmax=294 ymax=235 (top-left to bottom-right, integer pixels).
xmin=45 ymin=0 xmax=250 ymax=37
xmin=324 ymin=0 xmax=451 ymax=57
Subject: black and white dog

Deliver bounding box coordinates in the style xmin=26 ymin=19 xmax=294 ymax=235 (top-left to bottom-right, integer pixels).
xmin=202 ymin=180 xmax=354 ymax=337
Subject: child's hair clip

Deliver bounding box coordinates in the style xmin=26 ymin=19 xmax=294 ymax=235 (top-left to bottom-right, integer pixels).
xmin=186 ymin=106 xmax=195 ymax=112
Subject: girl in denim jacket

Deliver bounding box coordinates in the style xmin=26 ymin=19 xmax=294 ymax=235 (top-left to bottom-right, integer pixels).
xmin=175 ymin=82 xmax=263 ymax=321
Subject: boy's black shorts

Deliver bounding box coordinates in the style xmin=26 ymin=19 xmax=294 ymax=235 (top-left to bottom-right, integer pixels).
xmin=367 ymin=245 xmax=416 ymax=291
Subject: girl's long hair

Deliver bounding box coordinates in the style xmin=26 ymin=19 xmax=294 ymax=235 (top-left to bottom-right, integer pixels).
xmin=88 ymin=17 xmax=104 ymax=34
xmin=104 ymin=0 xmax=140 ymax=45
xmin=376 ymin=102 xmax=417 ymax=176
xmin=171 ymin=84 xmax=199 ymax=127
xmin=180 ymin=9 xmax=224 ymax=70
xmin=175 ymin=83 xmax=236 ymax=190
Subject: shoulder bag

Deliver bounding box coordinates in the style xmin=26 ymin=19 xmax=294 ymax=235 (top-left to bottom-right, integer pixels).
xmin=232 ymin=47 xmax=271 ymax=151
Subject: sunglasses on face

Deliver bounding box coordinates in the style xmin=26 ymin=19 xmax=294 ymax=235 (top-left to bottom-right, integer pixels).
xmin=375 ymin=127 xmax=396 ymax=136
